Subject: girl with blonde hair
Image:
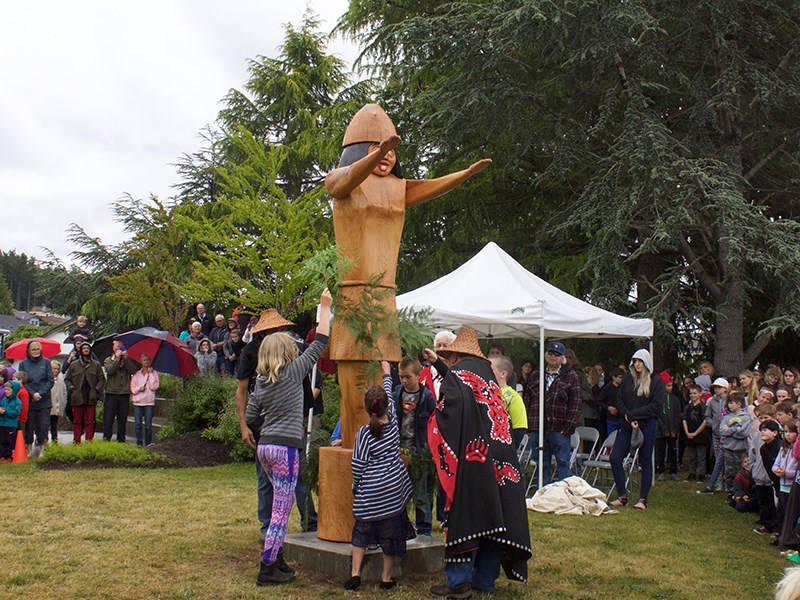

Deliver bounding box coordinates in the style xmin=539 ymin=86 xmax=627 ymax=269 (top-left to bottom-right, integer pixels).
xmin=739 ymin=370 xmax=760 ymax=406
xmin=610 ymin=349 xmax=665 ymax=510
xmin=244 ymin=289 xmax=332 ymax=586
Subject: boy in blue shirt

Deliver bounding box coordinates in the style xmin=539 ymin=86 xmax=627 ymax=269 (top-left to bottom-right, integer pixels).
xmin=393 ymin=357 xmax=436 ymax=535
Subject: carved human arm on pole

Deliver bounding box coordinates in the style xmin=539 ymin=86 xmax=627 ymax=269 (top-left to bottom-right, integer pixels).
xmin=404 ymin=158 xmax=492 ymax=208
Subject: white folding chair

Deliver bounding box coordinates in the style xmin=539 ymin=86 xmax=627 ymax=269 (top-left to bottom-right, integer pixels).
xmin=581 ymin=430 xmax=617 ymax=495
xmin=582 ymin=430 xmax=641 ymax=499
xmin=574 ymin=426 xmax=601 ymax=476
xmin=567 ymin=431 xmax=581 ymax=474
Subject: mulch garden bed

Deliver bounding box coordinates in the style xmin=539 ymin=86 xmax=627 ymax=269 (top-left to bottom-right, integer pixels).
xmin=146 ymin=431 xmax=233 ymax=467
xmin=38 ymin=431 xmax=234 ymax=470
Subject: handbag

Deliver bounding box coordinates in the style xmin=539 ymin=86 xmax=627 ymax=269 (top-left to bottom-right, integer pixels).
xmin=630 ymin=425 xmax=644 ymax=449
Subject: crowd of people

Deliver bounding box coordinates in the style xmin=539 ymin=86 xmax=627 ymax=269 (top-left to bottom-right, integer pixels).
xmin=0 ymin=316 xmax=161 ymax=458
xmin=179 ymin=303 xmax=250 ymax=375
xmin=503 ymin=341 xmax=800 ymax=559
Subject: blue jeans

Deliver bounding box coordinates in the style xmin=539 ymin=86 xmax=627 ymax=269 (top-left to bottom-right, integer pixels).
xmin=444 ymin=538 xmax=503 ymax=592
xmin=707 ymin=445 xmax=724 ymax=488
xmin=610 ymin=418 xmax=658 ymax=500
xmin=256 ymin=447 xmax=317 ymax=535
xmin=224 ymin=358 xmax=237 ymax=376
xmin=606 ymin=418 xmax=620 ymax=436
xmin=410 ymin=450 xmax=436 ymax=535
xmin=134 ymin=405 xmax=154 ymax=447
xmin=542 ymin=431 xmax=572 ymax=485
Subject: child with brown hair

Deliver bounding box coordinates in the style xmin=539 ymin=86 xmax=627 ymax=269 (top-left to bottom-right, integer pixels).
xmin=719 ymin=392 xmax=751 ymax=493
xmin=773 ymin=421 xmax=799 ymax=542
xmin=730 ymin=455 xmax=757 ymax=512
xmin=777 ymin=402 xmax=797 ymax=428
xmin=345 ymin=361 xmax=414 ymax=591
xmin=392 ymin=355 xmax=436 ymax=536
xmin=683 ymin=385 xmax=709 ymax=482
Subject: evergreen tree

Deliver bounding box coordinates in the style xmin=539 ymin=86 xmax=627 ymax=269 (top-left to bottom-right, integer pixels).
xmin=339 ymin=0 xmax=800 ymax=372
xmin=0 ymin=276 xmax=13 ymax=314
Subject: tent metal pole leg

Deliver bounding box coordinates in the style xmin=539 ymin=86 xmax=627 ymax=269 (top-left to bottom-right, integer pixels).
xmin=538 ymin=327 xmax=545 ymax=490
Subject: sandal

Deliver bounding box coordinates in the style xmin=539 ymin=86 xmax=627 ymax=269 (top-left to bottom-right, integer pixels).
xmin=633 ymin=498 xmax=648 ymax=510
xmin=610 ymin=497 xmax=628 ymax=507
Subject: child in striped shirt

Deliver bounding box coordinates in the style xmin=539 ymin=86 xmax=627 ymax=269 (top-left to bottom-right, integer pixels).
xmin=344 ymin=361 xmax=414 ymax=591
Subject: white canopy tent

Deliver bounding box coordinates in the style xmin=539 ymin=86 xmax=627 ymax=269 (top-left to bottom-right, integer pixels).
xmin=396 ymin=241 xmax=653 ymax=489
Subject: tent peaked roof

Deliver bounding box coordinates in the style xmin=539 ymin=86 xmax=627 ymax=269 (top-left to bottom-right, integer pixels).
xmin=396 ymin=241 xmax=653 ymax=339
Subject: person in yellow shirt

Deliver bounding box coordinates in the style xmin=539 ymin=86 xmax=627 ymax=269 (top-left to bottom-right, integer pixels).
xmin=490 ymin=355 xmax=528 ymax=449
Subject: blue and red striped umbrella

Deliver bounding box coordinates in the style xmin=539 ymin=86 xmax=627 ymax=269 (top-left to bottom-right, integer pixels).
xmin=115 ymin=327 xmax=198 ymax=377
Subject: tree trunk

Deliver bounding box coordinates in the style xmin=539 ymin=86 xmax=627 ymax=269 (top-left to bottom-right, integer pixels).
xmin=712 ymin=279 xmax=745 ymax=375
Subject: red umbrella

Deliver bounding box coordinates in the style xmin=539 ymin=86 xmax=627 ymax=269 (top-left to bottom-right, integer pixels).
xmin=115 ymin=327 xmax=198 ymax=377
xmin=4 ymin=337 xmax=63 ymax=361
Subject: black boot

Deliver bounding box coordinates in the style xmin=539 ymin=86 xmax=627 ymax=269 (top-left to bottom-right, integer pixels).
xmin=275 ymin=551 xmax=295 ymax=575
xmin=256 ymin=561 xmax=293 ymax=586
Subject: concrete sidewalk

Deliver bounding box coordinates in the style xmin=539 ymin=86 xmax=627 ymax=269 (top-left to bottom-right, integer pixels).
xmin=55 ymin=413 xmax=167 ymax=445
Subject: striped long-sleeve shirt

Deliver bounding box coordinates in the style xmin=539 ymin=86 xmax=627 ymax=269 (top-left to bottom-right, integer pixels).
xmin=351 ymin=374 xmax=412 ymax=522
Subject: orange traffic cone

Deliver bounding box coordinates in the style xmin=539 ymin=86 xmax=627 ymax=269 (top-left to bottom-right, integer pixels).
xmin=12 ymin=430 xmax=27 ymax=463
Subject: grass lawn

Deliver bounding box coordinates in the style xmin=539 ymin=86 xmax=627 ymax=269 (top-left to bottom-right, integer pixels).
xmin=0 ymin=461 xmax=788 ymax=599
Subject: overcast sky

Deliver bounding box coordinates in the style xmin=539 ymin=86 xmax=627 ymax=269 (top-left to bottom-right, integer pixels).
xmin=0 ymin=0 xmax=356 ymax=265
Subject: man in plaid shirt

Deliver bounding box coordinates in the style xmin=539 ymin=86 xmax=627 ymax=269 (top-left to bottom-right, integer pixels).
xmin=524 ymin=341 xmax=583 ymax=484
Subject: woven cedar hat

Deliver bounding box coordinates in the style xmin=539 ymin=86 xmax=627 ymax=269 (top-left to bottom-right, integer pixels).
xmin=342 ymin=104 xmax=397 ymax=147
xmin=251 ymin=308 xmax=295 ymax=335
xmin=437 ymin=327 xmax=487 ymax=361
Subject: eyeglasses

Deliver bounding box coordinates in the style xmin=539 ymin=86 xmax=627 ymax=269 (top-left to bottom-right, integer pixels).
xmin=546 ymin=351 xmax=562 ymax=357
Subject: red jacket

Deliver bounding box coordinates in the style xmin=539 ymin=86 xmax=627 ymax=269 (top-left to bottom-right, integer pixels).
xmin=16 ymin=385 xmax=29 ymax=423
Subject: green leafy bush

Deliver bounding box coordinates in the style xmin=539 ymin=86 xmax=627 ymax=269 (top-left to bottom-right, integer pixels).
xmin=167 ymin=374 xmax=237 ymax=435
xmin=157 ymin=374 xmax=183 ymax=399
xmin=202 ymin=397 xmax=254 ymax=462
xmin=319 ymin=374 xmax=340 ymax=433
xmin=40 ymin=440 xmax=172 ymax=467
xmin=157 ymin=424 xmax=178 ymax=440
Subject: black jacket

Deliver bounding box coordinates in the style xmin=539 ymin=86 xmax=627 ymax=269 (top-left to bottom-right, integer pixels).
xmin=616 ymin=374 xmax=665 ymax=430
xmin=657 ymin=391 xmax=683 ymax=437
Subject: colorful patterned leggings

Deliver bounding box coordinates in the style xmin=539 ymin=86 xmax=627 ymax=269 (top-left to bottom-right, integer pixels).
xmin=257 ymin=444 xmax=299 ymax=565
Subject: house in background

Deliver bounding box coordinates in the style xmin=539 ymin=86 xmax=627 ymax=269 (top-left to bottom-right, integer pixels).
xmin=0 ymin=313 xmax=41 ymax=356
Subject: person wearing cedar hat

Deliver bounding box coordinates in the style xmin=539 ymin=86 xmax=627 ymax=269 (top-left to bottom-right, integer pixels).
xmin=422 ymin=327 xmax=531 ymax=597
xmin=325 ymin=104 xmax=492 ymax=449
xmin=234 ymin=307 xmax=318 ymax=538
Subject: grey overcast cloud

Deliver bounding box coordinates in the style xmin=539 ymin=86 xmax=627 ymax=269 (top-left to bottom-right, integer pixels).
xmin=0 ymin=0 xmax=355 ymax=264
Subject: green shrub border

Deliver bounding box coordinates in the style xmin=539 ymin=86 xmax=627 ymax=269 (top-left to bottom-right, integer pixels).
xmin=39 ymin=440 xmax=173 ymax=468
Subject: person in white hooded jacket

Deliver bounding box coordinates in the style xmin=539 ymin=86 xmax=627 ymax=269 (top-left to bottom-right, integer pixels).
xmin=609 ymin=349 xmax=664 ymax=510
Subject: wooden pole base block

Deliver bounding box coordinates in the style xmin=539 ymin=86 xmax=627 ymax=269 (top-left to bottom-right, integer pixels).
xmin=317 ymin=446 xmax=355 ymax=542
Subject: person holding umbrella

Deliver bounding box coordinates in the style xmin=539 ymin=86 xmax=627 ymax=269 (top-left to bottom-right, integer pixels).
xmin=130 ymin=354 xmax=159 ymax=447
xmin=18 ymin=340 xmax=54 ymax=457
xmin=65 ymin=341 xmax=106 ymax=444
xmin=103 ymin=341 xmax=139 ymax=443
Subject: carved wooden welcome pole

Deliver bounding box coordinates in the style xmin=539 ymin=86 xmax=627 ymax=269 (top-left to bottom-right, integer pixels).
xmin=316 ymin=104 xmax=492 ymax=542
